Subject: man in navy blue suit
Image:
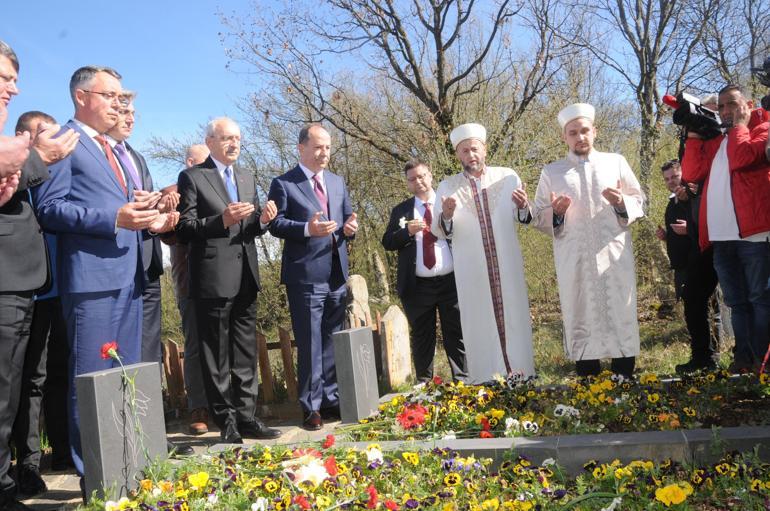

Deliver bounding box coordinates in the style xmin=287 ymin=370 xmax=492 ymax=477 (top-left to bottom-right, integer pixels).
xmin=32 ymin=66 xmax=177 ymax=481
xmin=268 ymin=124 xmax=357 ymax=430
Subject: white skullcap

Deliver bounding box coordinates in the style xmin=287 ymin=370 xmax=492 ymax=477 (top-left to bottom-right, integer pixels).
xmin=557 ymin=103 xmax=595 ymax=130
xmin=449 ymin=123 xmax=486 ymax=149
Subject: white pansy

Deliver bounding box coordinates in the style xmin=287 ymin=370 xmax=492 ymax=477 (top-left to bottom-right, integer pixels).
xmin=252 ymin=497 xmax=268 ymax=511
xmin=442 ymin=431 xmax=457 ymax=440
xmin=366 ymin=446 xmax=384 ymax=463
xmin=600 ymin=497 xmax=623 ymax=511
xmin=542 ymin=458 xmax=556 ymax=466
xmin=554 ymin=404 xmax=580 ymax=418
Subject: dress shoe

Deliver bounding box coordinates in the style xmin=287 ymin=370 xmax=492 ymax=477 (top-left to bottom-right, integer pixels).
xmin=238 ymin=418 xmax=282 ymax=440
xmin=16 ymin=465 xmax=47 ymax=497
xmin=221 ymin=422 xmax=244 ymax=444
xmin=302 ymin=411 xmax=323 ymax=431
xmin=188 ymin=407 xmax=209 ymax=435
xmin=167 ymin=441 xmax=195 ymax=456
xmin=320 ymin=406 xmax=341 ymax=421
xmin=0 ymin=497 xmax=34 ymax=510
xmin=50 ymin=455 xmax=75 ymax=472
xmin=675 ymin=358 xmax=717 ymax=375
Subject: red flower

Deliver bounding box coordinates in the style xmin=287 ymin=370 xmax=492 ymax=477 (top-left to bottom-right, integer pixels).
xmin=432 ymin=376 xmax=443 ymax=385
xmin=324 ymin=454 xmax=338 ymax=476
xmin=293 ymin=495 xmax=311 ymax=510
xmin=101 ymin=341 xmax=118 ymax=360
xmin=384 ymin=499 xmax=399 ymax=510
xmin=480 ymin=430 xmax=494 ymax=438
xmin=322 ymin=434 xmax=335 ymax=449
xmin=396 ymin=404 xmax=429 ymax=430
xmin=292 ymin=447 xmax=322 ymax=459
xmin=480 ymin=417 xmax=491 ymax=431
xmin=366 ymin=485 xmax=378 ymax=509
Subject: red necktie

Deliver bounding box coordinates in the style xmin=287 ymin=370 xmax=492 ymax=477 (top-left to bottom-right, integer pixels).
xmin=422 ymin=202 xmax=437 ymax=269
xmin=94 ymin=135 xmax=127 ymax=194
xmin=313 ymin=174 xmax=328 ymax=216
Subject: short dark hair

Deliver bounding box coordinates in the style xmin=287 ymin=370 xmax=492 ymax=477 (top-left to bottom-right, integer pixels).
xmin=403 ymin=158 xmax=429 ymax=175
xmin=69 ymin=66 xmax=122 ymax=104
xmin=718 ymin=83 xmax=749 ymax=98
xmin=660 ymin=159 xmax=680 ymax=172
xmin=0 ymin=40 xmax=19 ymax=72
xmin=298 ymin=123 xmax=325 ymax=145
xmin=15 ymin=111 xmax=56 ymax=134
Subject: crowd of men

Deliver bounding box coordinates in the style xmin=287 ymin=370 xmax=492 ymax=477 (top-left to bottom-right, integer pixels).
xmin=2 ymin=36 xmax=770 ymax=509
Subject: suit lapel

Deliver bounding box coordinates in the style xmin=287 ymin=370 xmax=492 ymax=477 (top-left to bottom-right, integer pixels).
xmin=234 ymin=166 xmax=253 ymax=204
xmin=292 ymin=166 xmax=325 ymax=215
xmin=406 ymin=197 xmax=416 ymax=221
xmin=70 ymin=121 xmax=127 ymax=196
xmin=126 ymin=142 xmax=153 ymax=191
xmin=200 ymin=157 xmax=232 ymax=207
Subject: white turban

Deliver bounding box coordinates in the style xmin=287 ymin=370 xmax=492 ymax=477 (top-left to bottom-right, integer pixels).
xmin=449 ymin=123 xmax=486 ymax=149
xmin=557 ymin=103 xmax=595 ymax=130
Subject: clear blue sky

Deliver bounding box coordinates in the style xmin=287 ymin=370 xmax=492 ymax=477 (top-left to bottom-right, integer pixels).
xmin=3 ymin=0 xmax=255 ymax=187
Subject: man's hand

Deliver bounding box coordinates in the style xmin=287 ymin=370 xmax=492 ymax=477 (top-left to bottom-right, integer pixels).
xmin=308 ymin=211 xmax=337 ymax=236
xmin=687 ymin=182 xmax=699 ymax=195
xmin=732 ymin=101 xmax=751 ymax=128
xmin=32 ymin=123 xmax=79 ymax=165
xmin=602 ymin=179 xmax=625 ymax=209
xmin=133 ymin=190 xmax=162 ymax=210
xmin=157 ymin=190 xmax=180 ymax=213
xmin=674 ymin=185 xmax=689 ymax=202
xmin=0 ymin=171 xmax=20 ymax=207
xmin=670 ymin=219 xmax=687 ymax=235
xmin=343 ymin=212 xmax=358 ymax=237
xmin=441 ymin=195 xmax=457 ymax=221
xmin=116 ymin=202 xmax=160 ymax=230
xmin=148 ymin=211 xmax=179 ymax=234
xmin=511 ymin=182 xmax=528 ymax=209
xmin=407 ymin=219 xmax=426 ymax=235
xmin=0 ymin=133 xmax=31 ymax=178
xmin=550 ymin=191 xmax=572 ymax=216
xmin=223 ymin=202 xmax=255 ymax=228
xmin=259 ymin=200 xmax=277 ymax=224
xmin=655 ymin=225 xmax=666 ymax=241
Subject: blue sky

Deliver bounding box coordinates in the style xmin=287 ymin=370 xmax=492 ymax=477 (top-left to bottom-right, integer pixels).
xmin=3 ymin=0 xmax=255 ymax=187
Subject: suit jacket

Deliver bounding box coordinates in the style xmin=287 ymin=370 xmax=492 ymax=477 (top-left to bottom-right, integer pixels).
xmin=32 ymin=120 xmax=144 ymax=294
xmin=176 ymin=156 xmax=265 ymax=299
xmin=664 ymin=196 xmax=697 ymax=271
xmin=125 ymin=142 xmax=164 ymax=281
xmin=268 ymin=165 xmax=352 ymax=286
xmin=381 ymin=197 xmax=418 ymax=298
xmin=0 ymin=149 xmax=49 ymax=293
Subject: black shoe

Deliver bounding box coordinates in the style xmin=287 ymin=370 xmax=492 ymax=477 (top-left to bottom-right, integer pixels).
xmin=17 ymin=465 xmax=47 ymax=497
xmin=50 ymin=456 xmax=75 ymax=471
xmin=238 ymin=419 xmax=282 ymax=440
xmin=167 ymin=440 xmax=195 ymax=456
xmin=302 ymin=411 xmax=323 ymax=431
xmin=221 ymin=422 xmax=244 ymax=444
xmin=320 ymin=406 xmax=341 ymax=421
xmin=676 ymin=359 xmax=717 ymax=375
xmin=0 ymin=497 xmax=34 ymax=510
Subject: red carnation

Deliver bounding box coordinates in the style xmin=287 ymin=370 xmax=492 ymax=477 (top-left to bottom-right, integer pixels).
xmin=366 ymin=485 xmax=378 ymax=509
xmin=293 ymin=495 xmax=311 ymax=510
xmin=480 ymin=430 xmax=494 ymax=438
xmin=385 ymin=499 xmax=399 ymax=510
xmin=101 ymin=341 xmax=118 ymax=360
xmin=432 ymin=376 xmax=443 ymax=385
xmin=481 ymin=417 xmax=491 ymax=431
xmin=324 ymin=454 xmax=338 ymax=476
xmin=322 ymin=434 xmax=335 ymax=449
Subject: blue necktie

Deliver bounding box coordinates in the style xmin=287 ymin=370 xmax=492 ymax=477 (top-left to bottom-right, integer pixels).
xmin=224 ymin=166 xmax=238 ymax=203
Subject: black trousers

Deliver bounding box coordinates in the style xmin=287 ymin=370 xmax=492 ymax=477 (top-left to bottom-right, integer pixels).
xmin=678 ymin=250 xmax=719 ymax=363
xmin=140 ymin=277 xmax=162 ymax=364
xmin=196 ymin=268 xmax=259 ymax=429
xmin=401 ymin=273 xmax=467 ymax=382
xmin=575 ymin=357 xmax=635 ymax=378
xmin=0 ymin=292 xmax=34 ymax=498
xmin=12 ymin=297 xmax=70 ymax=469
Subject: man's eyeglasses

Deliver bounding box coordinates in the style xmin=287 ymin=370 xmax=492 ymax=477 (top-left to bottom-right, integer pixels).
xmin=81 ymin=89 xmax=120 ymax=103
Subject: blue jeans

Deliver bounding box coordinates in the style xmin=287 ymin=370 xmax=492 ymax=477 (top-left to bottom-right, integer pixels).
xmin=712 ymin=240 xmax=770 ymax=366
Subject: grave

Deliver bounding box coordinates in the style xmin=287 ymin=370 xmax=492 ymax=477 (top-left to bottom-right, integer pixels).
xmin=379 ymin=305 xmax=412 ymax=387
xmin=332 ymin=327 xmax=380 ymax=422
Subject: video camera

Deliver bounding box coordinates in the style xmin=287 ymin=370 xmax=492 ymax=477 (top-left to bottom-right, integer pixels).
xmin=751 ymin=56 xmax=770 ymax=111
xmin=662 ymin=92 xmax=725 ymax=139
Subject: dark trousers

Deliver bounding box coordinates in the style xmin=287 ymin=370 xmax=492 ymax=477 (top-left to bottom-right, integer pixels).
xmin=575 ymin=357 xmax=635 ymax=378
xmin=0 ymin=292 xmax=35 ymax=498
xmin=140 ymin=277 xmax=162 ymax=365
xmin=12 ymin=297 xmax=70 ymax=470
xmin=286 ymin=257 xmax=345 ymax=414
xmin=401 ymin=273 xmax=467 ymax=382
xmin=678 ymin=250 xmax=719 ymax=363
xmin=179 ymin=297 xmax=207 ymax=411
xmin=196 ymin=269 xmax=259 ymax=429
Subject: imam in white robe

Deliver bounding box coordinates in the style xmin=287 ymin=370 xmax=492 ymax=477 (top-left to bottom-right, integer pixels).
xmin=432 ymin=166 xmax=535 ymax=383
xmin=531 ymin=151 xmax=644 ymax=361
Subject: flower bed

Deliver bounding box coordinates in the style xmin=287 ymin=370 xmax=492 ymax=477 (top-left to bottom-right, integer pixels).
xmin=89 ymin=441 xmax=770 ymax=510
xmin=337 ymin=372 xmax=770 ymax=442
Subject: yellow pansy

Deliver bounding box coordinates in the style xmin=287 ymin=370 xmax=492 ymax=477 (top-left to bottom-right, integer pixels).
xmin=187 ymin=472 xmax=209 ymax=490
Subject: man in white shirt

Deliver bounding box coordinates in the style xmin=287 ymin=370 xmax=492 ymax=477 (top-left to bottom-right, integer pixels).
xmin=381 ymin=159 xmax=467 ymax=382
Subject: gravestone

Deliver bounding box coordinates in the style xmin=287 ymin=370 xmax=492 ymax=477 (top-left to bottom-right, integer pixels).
xmin=380 ymin=305 xmax=412 ymax=387
xmin=332 ymin=327 xmax=380 ymax=422
xmin=76 ymin=362 xmax=167 ymax=501
xmin=346 ymin=274 xmax=372 ymax=328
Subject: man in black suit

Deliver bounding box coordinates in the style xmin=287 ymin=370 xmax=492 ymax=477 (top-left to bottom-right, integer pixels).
xmin=176 ymin=117 xmax=281 ymax=443
xmin=0 ymin=40 xmax=78 ymax=511
xmin=655 ymin=160 xmax=719 ymax=374
xmin=381 ymin=159 xmax=467 ymax=382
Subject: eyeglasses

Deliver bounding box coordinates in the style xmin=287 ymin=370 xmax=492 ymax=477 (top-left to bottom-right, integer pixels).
xmin=81 ymin=89 xmax=120 ymax=103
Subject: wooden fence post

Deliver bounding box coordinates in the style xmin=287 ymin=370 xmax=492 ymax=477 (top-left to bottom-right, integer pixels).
xmin=278 ymin=327 xmax=298 ymax=402
xmin=256 ymin=331 xmax=275 ymax=403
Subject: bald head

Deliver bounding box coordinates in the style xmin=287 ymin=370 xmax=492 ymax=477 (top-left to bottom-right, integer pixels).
xmin=185 ymin=144 xmax=209 ymax=167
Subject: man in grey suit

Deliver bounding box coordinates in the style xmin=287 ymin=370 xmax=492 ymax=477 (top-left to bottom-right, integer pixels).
xmin=176 ymin=117 xmax=281 ymax=443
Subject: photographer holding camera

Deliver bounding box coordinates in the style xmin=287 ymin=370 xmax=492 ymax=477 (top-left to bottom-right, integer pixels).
xmin=681 ymin=84 xmax=770 ymax=374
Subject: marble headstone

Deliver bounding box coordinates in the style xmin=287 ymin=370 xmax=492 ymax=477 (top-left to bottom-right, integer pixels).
xmin=332 ymin=327 xmax=380 ymax=422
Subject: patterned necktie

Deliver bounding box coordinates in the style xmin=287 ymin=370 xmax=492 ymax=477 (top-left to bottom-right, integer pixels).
xmin=112 ymin=142 xmax=142 ymax=190
xmin=422 ymin=202 xmax=437 ymax=269
xmin=312 ymin=174 xmax=328 ymax=216
xmin=224 ymin=166 xmax=238 ymax=203
xmin=94 ymin=135 xmax=127 ymax=194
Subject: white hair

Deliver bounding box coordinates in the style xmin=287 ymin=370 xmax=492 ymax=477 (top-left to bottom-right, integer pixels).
xmin=205 ymin=117 xmax=239 ymax=137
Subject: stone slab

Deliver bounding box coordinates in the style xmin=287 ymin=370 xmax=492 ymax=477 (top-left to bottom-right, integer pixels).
xmin=76 ymin=362 xmax=167 ymax=501
xmin=333 ymin=327 xmax=380 ymax=423
xmin=685 ymin=426 xmax=770 ymax=465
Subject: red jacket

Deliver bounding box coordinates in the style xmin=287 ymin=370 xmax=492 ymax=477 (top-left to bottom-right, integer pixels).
xmin=681 ymin=119 xmax=770 ymax=250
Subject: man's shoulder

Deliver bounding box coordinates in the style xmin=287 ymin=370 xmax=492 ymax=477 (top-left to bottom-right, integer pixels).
xmin=273 ymin=165 xmax=303 ymax=182
xmin=393 ymin=197 xmax=414 ymax=212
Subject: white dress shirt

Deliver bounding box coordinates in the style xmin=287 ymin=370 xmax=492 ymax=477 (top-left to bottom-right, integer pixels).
xmin=414 ymin=191 xmax=453 ymax=277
